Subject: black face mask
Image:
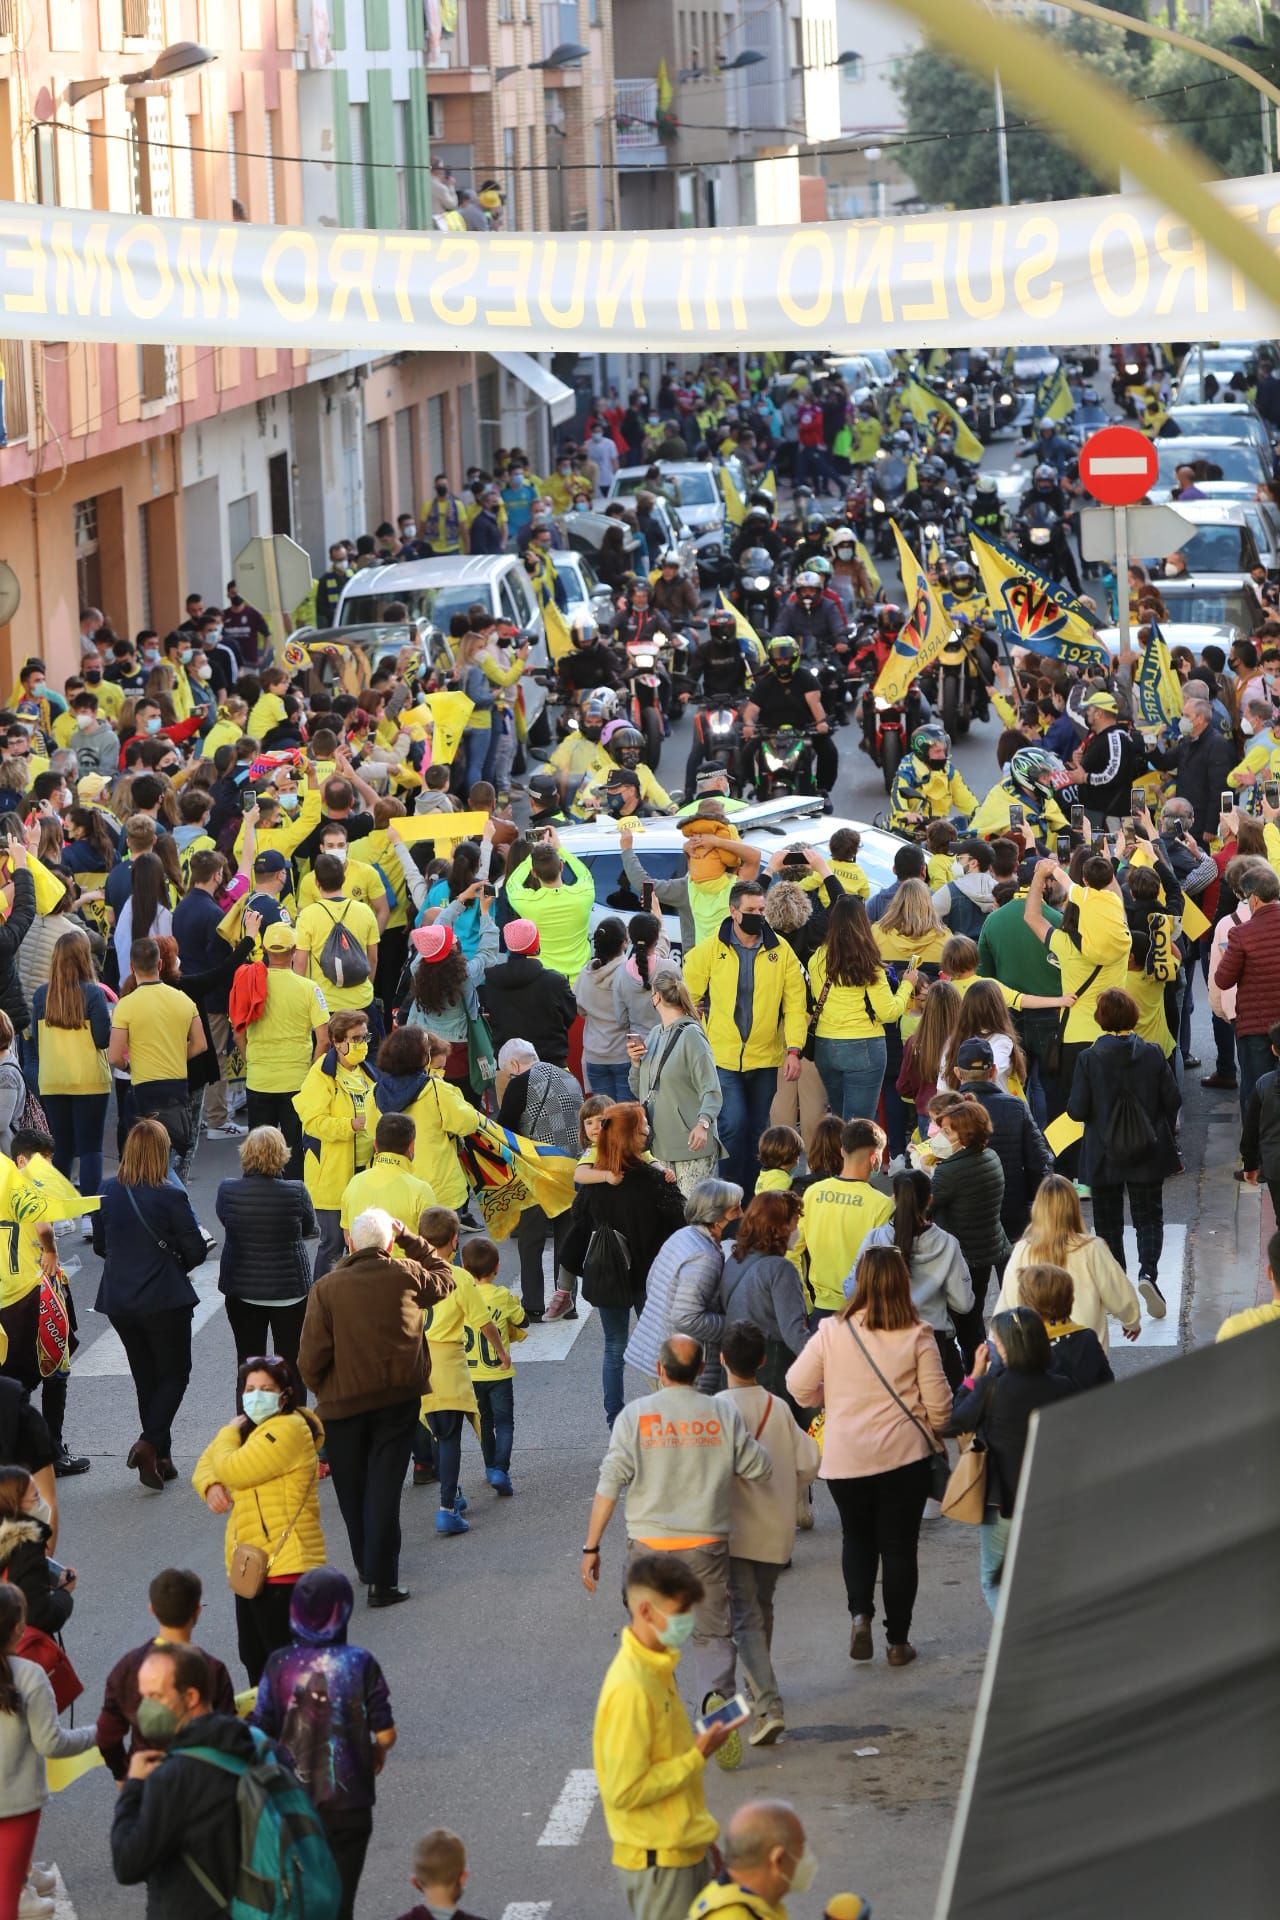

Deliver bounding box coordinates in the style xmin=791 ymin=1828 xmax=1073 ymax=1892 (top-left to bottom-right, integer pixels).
xmin=436 ymin=484 xmax=449 ymax=496
xmin=84 ymin=670 xmax=102 ymax=684
xmin=618 ymin=752 xmax=641 ymax=770
xmin=737 ymin=911 xmax=764 ymax=936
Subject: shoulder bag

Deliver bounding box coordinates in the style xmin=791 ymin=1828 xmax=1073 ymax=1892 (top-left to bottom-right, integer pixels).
xmin=640 ymin=1023 xmax=686 ymax=1132
xmin=228 ymin=1455 xmax=319 ymax=1600
xmin=800 ymin=976 xmax=835 ymax=1062
xmin=940 ymin=1378 xmax=993 ymax=1525
xmin=846 ymin=1318 xmax=950 ymax=1501
xmin=1042 ymin=960 xmax=1101 ymax=1078
xmin=123 ymin=1185 xmax=182 ymax=1265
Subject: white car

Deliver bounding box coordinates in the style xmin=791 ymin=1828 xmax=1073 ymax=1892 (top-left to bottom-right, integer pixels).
xmin=550 ymin=549 xmax=612 ymax=627
xmin=557 ymin=796 xmax=907 ymax=958
xmin=1097 ymin=620 xmax=1240 ymax=662
xmin=608 ymin=461 xmax=730 ymax=536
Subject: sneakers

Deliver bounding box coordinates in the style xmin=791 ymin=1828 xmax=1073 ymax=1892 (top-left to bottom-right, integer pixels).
xmin=18 ymin=1891 xmax=55 ymax=1919
xmin=27 ymin=1867 xmax=56 ymax=1896
xmin=1072 ymin=1181 xmax=1092 ymax=1201
xmin=435 ymin=1507 xmax=470 ymax=1536
xmin=486 ymin=1467 xmax=514 ymax=1496
xmin=748 ymin=1714 xmax=786 ymax=1747
xmin=1139 ymin=1277 xmax=1167 ymax=1320
xmin=199 ymin=1226 xmax=217 ymax=1251
xmin=544 ymin=1289 xmax=576 ymax=1321
xmin=701 ymin=1692 xmax=743 ymax=1771
xmin=52 ymin=1445 xmax=91 ymax=1478
xmin=453 ymin=1488 xmax=469 ymax=1514
xmin=206 ymin=1121 xmax=246 ymax=1138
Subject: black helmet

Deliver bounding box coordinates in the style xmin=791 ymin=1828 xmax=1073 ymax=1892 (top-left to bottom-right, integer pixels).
xmin=609 ymin=724 xmax=646 ymax=769
xmin=747 ymin=487 xmax=776 ymax=514
xmin=743 ymin=504 xmax=771 ymax=528
xmin=911 ymin=722 xmax=949 ymax=767
xmin=805 ymin=512 xmax=827 ymax=537
xmin=708 ymin=611 xmax=738 ymax=648
xmin=921 ymin=457 xmax=945 ymax=485
xmin=876 ymin=603 xmax=905 ymax=636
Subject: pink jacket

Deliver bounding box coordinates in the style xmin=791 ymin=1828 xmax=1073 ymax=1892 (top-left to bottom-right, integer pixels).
xmin=1208 ymin=900 xmax=1250 ymax=1022
xmin=786 ymin=1313 xmax=951 ymax=1480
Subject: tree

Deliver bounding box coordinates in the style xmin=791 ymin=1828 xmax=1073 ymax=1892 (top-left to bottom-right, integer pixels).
xmin=1146 ymin=0 xmax=1280 ymax=180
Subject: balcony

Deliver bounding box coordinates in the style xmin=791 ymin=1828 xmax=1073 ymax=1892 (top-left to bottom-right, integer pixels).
xmin=614 ymin=79 xmax=665 ymax=167
xmin=424 ymin=0 xmax=494 ymax=92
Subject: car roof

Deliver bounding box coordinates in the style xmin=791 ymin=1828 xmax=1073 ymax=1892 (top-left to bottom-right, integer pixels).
xmin=1166 ymin=500 xmax=1254 ymax=525
xmin=559 ymin=800 xmax=907 ymax=872
xmin=1097 ymin=622 xmax=1234 ymax=650
xmin=1156 ymin=435 xmax=1261 ymax=459
xmin=614 ymin=461 xmax=717 ymax=482
xmin=339 ymin=556 xmax=511 ymax=595
xmin=1167 ymin=403 xmax=1262 ymax=421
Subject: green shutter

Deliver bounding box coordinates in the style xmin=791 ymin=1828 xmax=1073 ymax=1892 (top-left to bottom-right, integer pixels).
xmin=330 ymin=0 xmax=346 ymax=52
xmin=332 ymin=69 xmax=354 ymax=230
xmin=365 ymin=0 xmax=390 ymax=52
xmin=365 ymin=69 xmax=398 ymax=228
xmin=406 ymin=81 xmax=431 ymax=228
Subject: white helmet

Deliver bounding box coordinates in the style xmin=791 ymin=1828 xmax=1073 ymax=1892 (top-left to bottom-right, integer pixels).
xmin=658 ymin=548 xmax=682 ymax=568
xmin=588 ymin=686 xmax=620 ymax=721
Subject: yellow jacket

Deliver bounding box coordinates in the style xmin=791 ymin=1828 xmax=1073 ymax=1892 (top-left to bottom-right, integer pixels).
xmin=684 ymin=923 xmax=808 ymax=1071
xmin=809 ymin=954 xmax=913 ymax=1040
xmin=592 ymin=1628 xmax=718 ymax=1871
xmin=294 ymin=1053 xmax=382 ymax=1210
xmin=398 ymin=1070 xmax=481 ymax=1210
xmin=192 ymin=1409 xmax=327 ymax=1577
xmin=233 ymin=787 xmax=322 ymax=865
xmin=970 ymin=778 xmax=1066 ymax=843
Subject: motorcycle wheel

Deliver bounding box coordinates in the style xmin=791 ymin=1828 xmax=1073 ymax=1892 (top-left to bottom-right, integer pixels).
xmin=639 ymin=703 xmax=664 ymax=771
xmin=880 ymin=729 xmax=902 ymax=794
xmin=941 ymin=672 xmax=960 ymax=737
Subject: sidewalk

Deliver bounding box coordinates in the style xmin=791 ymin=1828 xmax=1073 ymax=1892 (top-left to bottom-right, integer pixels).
xmin=1184 ymin=1105 xmax=1273 ymax=1349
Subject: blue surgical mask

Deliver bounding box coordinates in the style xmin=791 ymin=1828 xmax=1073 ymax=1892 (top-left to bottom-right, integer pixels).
xmin=179 ymin=647 xmax=193 ymax=664
xmin=277 ymin=792 xmax=299 ymax=811
xmin=145 ymin=716 xmax=162 ymax=735
xmin=242 ymin=1388 xmax=283 ymax=1426
xmin=654 ymin=1606 xmax=695 ymax=1651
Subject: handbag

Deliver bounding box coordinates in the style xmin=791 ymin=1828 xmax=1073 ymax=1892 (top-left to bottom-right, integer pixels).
xmin=800 ymin=977 xmax=835 ymax=1062
xmin=940 ymin=1435 xmax=989 ymax=1524
xmin=640 ymin=1024 xmax=685 ymax=1134
xmin=227 ymin=1458 xmax=319 ymax=1600
xmin=845 ymin=1319 xmax=950 ymax=1502
xmin=465 ymin=999 xmax=498 ymax=1100
xmin=1042 ymin=961 xmax=1100 ymax=1078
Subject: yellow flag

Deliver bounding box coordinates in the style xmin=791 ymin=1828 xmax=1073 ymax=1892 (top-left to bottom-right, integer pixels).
xmin=718 ymin=591 xmax=765 ymax=668
xmin=856 ymin=539 xmax=881 ymax=595
xmin=48 ymin=1746 xmax=105 ymax=1792
xmin=905 ymin=455 xmax=918 ymax=496
xmin=396 ymin=811 xmax=494 ymax=847
xmin=762 ymin=467 xmax=777 ymax=502
xmin=719 ymin=465 xmax=746 ymax=527
xmin=971 ymin=532 xmax=1109 ymax=670
xmin=901 ymin=377 xmax=985 ymax=464
xmin=1133 ymin=621 xmax=1182 ymax=730
xmin=1035 ymin=364 xmax=1075 ymax=423
xmin=1044 ymin=1112 xmax=1085 ymax=1157
xmin=422 ymin=690 xmax=475 ymax=766
xmin=874 ymin=522 xmax=954 ymax=705
xmin=657 ymin=57 xmax=673 ymax=111
xmin=1 ymin=851 xmax=72 ymax=919
xmin=1181 ymin=895 xmax=1211 ymax=942
xmin=21 ymin=1152 xmax=99 ymax=1220
xmin=543 ymin=595 xmax=574 ymax=662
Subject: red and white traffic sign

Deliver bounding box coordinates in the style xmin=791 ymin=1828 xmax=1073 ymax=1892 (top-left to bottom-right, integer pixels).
xmin=1078 ymin=424 xmax=1158 ymax=507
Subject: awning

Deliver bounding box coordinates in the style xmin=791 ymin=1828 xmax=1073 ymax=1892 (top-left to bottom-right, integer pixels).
xmin=489 ymin=349 xmax=576 ymax=427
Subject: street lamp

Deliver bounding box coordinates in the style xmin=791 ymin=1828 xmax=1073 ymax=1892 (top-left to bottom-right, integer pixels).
xmin=719 ymin=50 xmax=765 ymax=71
xmin=791 ymin=49 xmax=862 ymax=73
xmin=529 ymin=43 xmax=590 ymax=71
xmin=67 ymin=40 xmax=216 ymax=106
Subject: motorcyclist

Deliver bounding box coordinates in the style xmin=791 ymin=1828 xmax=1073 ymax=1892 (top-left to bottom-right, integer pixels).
xmin=942 ymin=559 xmax=988 ymax=623
xmin=771 ymin=569 xmax=846 ymax=660
xmin=556 ymin=616 xmax=621 ymax=700
xmin=902 ymin=455 xmax=955 ymax=526
xmin=970 ymin=743 xmax=1073 ymax=843
xmin=889 ymin=721 xmax=978 ymax=832
xmin=1018 ymin=419 xmax=1077 ymax=478
xmin=731 ymin=503 xmax=784 ymax=564
xmin=613 ymin=576 xmax=674 ymax=650
xmin=854 ymin=605 xmax=933 ymax=755
xmin=793 ymin=511 xmax=833 ymax=570
xmin=970 ymin=472 xmax=1004 ymax=538
xmin=828 ymin=527 xmax=877 ymax=614
xmin=546 ymin=686 xmax=619 ymax=784
xmin=742 ymin=635 xmax=837 ymax=810
xmin=650 ymin=549 xmax=701 ymax=625
xmin=1019 ymin=459 xmax=1072 ymax=522
xmin=676 ymin=763 xmax=751 ymax=818
xmin=527 ymin=769 xmax=574 ymax=829
xmin=685 ymin=613 xmax=754 ymax=795
xmin=577 ymin=719 xmax=676 ymax=816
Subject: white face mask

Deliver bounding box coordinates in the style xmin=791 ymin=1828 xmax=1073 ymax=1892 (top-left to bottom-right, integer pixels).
xmin=1242 ymin=719 xmax=1256 ymax=736
xmin=25 ymin=1489 xmax=52 ymax=1527
xmin=786 ymin=1847 xmax=818 ymax=1896
xmin=324 ymin=845 xmax=347 ymax=865
xmin=76 ymin=712 xmax=95 ymax=731
xmin=929 ymin=1130 xmax=955 ymax=1159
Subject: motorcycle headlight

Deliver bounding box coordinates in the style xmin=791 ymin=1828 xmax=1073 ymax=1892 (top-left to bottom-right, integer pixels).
xmin=1030 ymin=528 xmax=1052 ymax=546
xmin=1124 ymin=361 xmax=1140 ymax=375
xmin=955 ymin=396 xmax=968 ymax=410
xmin=874 ymin=695 xmax=891 ymax=712
xmin=924 ymin=523 xmax=939 ymax=540
xmin=633 ymin=651 xmax=656 ymax=669
xmin=873 ymin=499 xmax=886 ymax=513
xmin=752 ymin=575 xmax=770 ymax=591
xmin=998 ymin=392 xmax=1012 ymax=405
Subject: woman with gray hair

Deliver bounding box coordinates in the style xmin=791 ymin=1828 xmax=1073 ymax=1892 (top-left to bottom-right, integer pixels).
xmin=625 ymin=968 xmax=721 ymax=1198
xmin=624 ymin=1177 xmax=743 ymax=1392
xmin=496 ymin=1037 xmax=582 ymax=1321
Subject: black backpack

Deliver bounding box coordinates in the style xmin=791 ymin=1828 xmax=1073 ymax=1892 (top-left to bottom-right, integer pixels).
xmin=1105 ymin=1054 xmax=1157 ymax=1170
xmin=581 ymin=1223 xmax=633 ymax=1310
xmin=315 ymin=903 xmax=370 ymax=989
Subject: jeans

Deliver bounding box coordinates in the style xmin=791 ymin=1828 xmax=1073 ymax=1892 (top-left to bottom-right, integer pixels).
xmin=42 ymin=1091 xmax=109 ymax=1197
xmin=598 ymin=1304 xmax=632 ymax=1426
xmin=245 ymin=1089 xmax=305 ymax=1179
xmin=223 ymin=1296 xmax=308 ymax=1387
xmin=826 ymin=1457 xmax=931 ymax=1644
xmin=1237 ymin=1030 xmax=1274 ymax=1118
xmin=475 ymin=1377 xmax=514 ymax=1472
xmin=314 ymin=1208 xmax=346 ymax=1281
xmin=323 ymin=1397 xmax=418 ymax=1587
xmin=462 ymin=726 xmax=491 ymax=793
xmin=428 ymin=1407 xmax=465 ymax=1509
xmin=514 ymin=1203 xmax=570 ymax=1316
xmin=1210 ymin=1013 xmax=1237 ymax=1084
xmin=729 ymin=1556 xmax=783 ymax=1719
xmin=718 ymin=1066 xmax=778 ymax=1196
xmin=109 ymin=1305 xmax=194 ymax=1457
xmin=584 ymin=1059 xmax=633 ymax=1101
xmin=980 ymin=1510 xmax=1013 ymax=1614
xmin=1178 ymin=944 xmax=1198 ymax=1059
xmin=814 ymin=1035 xmax=887 ymax=1123
xmin=234 ymin=1582 xmax=297 ymax=1686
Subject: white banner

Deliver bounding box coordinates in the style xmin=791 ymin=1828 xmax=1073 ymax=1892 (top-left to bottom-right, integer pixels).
xmin=3 ymin=173 xmax=1280 ymax=352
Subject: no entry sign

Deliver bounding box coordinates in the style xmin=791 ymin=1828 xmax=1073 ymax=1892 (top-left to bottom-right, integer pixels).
xmin=1079 ymin=424 xmax=1158 ymax=506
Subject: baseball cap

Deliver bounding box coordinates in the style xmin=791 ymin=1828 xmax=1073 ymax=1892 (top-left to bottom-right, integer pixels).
xmin=262 ymin=923 xmax=297 ymax=953
xmin=1083 ymin=690 xmax=1118 ymax=713
xmin=504 ymin=918 xmax=540 ymax=955
xmin=76 ymin=773 xmax=110 ymax=800
xmin=955 ymin=1037 xmax=996 ymax=1069
xmin=253 ymin=849 xmax=289 ymax=875
xmin=410 ymin=923 xmax=456 ymax=963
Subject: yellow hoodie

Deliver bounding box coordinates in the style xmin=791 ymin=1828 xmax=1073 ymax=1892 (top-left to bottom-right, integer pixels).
xmin=592 ymin=1628 xmax=718 ymax=1871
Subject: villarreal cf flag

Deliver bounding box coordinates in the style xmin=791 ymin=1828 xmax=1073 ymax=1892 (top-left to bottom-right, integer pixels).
xmin=456 ymin=1115 xmax=578 ymax=1243
xmin=873 ymin=522 xmax=955 ymax=706
xmin=971 ymin=533 xmax=1109 ymax=669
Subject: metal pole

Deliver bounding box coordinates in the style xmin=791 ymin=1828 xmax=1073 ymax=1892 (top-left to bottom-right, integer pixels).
xmin=993 ymin=69 xmax=1011 ymax=205
xmin=1114 ymin=505 xmax=1130 ymax=657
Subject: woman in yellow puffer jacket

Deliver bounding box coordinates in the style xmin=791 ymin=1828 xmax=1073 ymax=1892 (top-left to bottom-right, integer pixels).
xmin=193 ymin=1356 xmax=327 ymax=1685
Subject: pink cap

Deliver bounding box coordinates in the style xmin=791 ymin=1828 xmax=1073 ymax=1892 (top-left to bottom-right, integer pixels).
xmin=410 ymin=924 xmax=456 ymax=963
xmin=504 ymin=918 xmax=540 ymax=955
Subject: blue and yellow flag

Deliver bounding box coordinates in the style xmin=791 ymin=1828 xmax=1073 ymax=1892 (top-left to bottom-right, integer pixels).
xmin=1034 ymin=364 xmax=1074 ymax=423
xmin=718 ymin=591 xmax=766 ymax=670
xmin=971 ymin=533 xmax=1109 ymax=669
xmin=1132 ymin=620 xmax=1182 ymax=730
xmin=874 ymin=522 xmax=955 ymax=705
xmin=899 ymin=377 xmax=985 ymax=464
xmin=458 ymin=1116 xmax=578 ymax=1242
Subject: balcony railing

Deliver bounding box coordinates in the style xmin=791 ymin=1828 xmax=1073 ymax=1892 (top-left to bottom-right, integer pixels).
xmin=615 ymin=79 xmax=662 ymax=157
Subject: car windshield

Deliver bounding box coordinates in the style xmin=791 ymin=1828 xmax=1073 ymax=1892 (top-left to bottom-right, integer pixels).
xmin=338 ymin=584 xmax=482 ymax=630
xmin=578 ymin=850 xmax=686 ymax=905
xmin=552 ymin=560 xmax=589 ymax=610
xmin=1168 ymin=410 xmax=1261 ymax=441
xmin=1157 ymin=442 xmax=1264 ymax=488
xmin=1164 ymin=525 xmax=1255 ymax=573
xmin=1159 ymin=587 xmax=1256 ymax=627
xmin=614 ymin=471 xmax=717 ymax=508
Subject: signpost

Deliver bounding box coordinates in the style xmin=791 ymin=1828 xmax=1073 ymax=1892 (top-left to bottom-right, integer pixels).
xmin=1078 ymin=503 xmax=1192 ymax=565
xmin=1078 ymin=425 xmax=1160 ymax=655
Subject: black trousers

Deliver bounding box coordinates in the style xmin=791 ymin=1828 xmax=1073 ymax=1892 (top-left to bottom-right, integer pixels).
xmin=1092 ymin=1180 xmax=1164 ymax=1283
xmin=827 ymin=1457 xmax=931 ymax=1645
xmin=320 ymin=1807 xmax=373 ymax=1920
xmin=234 ymin=1581 xmax=297 ymax=1687
xmin=224 ymin=1296 xmax=308 ymax=1395
xmin=109 ymin=1305 xmax=193 ymax=1457
xmin=323 ymin=1398 xmax=418 ymax=1588
xmin=514 ymin=1205 xmax=571 ymax=1315
xmin=245 ymin=1089 xmax=305 ymax=1181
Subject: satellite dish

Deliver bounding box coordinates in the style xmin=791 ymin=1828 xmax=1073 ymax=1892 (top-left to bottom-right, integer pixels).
xmin=0 ymin=564 xmax=20 ymax=628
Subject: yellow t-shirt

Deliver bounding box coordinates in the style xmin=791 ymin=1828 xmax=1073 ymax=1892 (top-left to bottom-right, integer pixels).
xmin=339 ymin=1152 xmax=438 ymax=1237
xmin=421 ymin=1262 xmax=491 ymax=1415
xmin=111 ymin=982 xmax=197 ymax=1085
xmin=293 ymin=896 xmax=379 ymax=1012
xmin=466 ymin=1279 xmax=528 ymax=1381
xmin=689 ymin=872 xmax=737 ymax=947
xmin=297 ymin=859 xmax=383 ymax=917
xmin=244 ymin=969 xmax=327 ymax=1093
xmin=0 ymin=1159 xmax=51 ymax=1311
xmin=201 ymin=717 xmax=243 ymax=761
xmin=1216 ymin=1300 xmax=1280 ymax=1341
xmin=754 ymin=1168 xmax=795 ymax=1196
xmin=1046 ymin=925 xmax=1130 ymax=1044
xmin=247 ymin=691 xmax=288 ymax=741
xmin=796 ymin=1176 xmax=895 ymax=1314
xmin=1125 ymin=969 xmax=1174 ymax=1057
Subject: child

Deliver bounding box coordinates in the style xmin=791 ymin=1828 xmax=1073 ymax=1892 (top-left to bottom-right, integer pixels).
xmin=755 ymin=1125 xmax=803 ymax=1196
xmin=825 ymin=826 xmax=871 ymax=900
xmin=572 ymin=1092 xmax=617 ymax=1184
xmin=924 ymin=819 xmax=957 ymax=889
xmin=395 ymin=1828 xmax=488 ymax=1920
xmin=793 ymin=1114 xmax=844 ymax=1195
xmin=461 ymin=1235 xmax=527 ymax=1497
xmin=417 ymin=1207 xmax=509 ymax=1537
xmin=794 ymin=1118 xmax=894 ymax=1317
xmin=678 ymin=799 xmax=744 ymax=885
xmin=415 ymin=764 xmax=458 ymax=816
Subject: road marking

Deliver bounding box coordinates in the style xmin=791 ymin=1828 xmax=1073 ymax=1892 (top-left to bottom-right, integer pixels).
xmin=519 ymin=1300 xmax=594 ymax=1364
xmin=74 ymin=1260 xmax=222 ymax=1376
xmin=502 ymin=1906 xmax=552 ymax=1919
xmin=537 ymin=1767 xmax=599 ymax=1846
xmin=1123 ymin=1223 xmax=1185 ymax=1349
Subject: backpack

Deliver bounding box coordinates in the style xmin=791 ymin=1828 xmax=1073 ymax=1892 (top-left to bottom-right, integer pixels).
xmin=1105 ymin=1056 xmax=1158 ymax=1170
xmin=315 ymin=903 xmax=370 ymax=989
xmin=0 ymin=1059 xmax=47 ymax=1138
xmin=181 ymin=1729 xmax=342 ymax=1920
xmin=581 ymin=1222 xmax=633 ymax=1310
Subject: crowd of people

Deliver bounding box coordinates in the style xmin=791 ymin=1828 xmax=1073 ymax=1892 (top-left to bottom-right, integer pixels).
xmin=1 ymin=340 xmax=1279 ymax=1920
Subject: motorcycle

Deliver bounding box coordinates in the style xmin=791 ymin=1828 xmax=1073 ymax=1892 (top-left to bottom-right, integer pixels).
xmin=1016 ymin=503 xmax=1072 ymax=583
xmin=869 ymin=452 xmax=909 ymax=557
xmin=733 ymin=552 xmax=781 ymax=634
xmin=623 ymin=641 xmax=668 ymax=769
xmin=690 ymin=704 xmax=741 ymax=788
xmin=692 ymin=527 xmax=736 ymax=597
xmin=750 ymin=726 xmax=818 ymax=802
xmin=858 ymin=689 xmax=908 ymax=793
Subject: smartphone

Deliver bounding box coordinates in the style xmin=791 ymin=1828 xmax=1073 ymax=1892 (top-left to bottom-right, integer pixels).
xmin=1070 ymin=803 xmax=1085 ymax=831
xmin=1056 ymin=831 xmax=1072 ymax=863
xmin=694 ymin=1690 xmax=750 ymax=1737
xmin=907 ymin=953 xmax=921 ymax=972
xmin=1221 ymin=790 xmax=1234 ymax=815
xmin=1130 ymin=787 xmax=1146 ymax=816
xmin=477 ymin=881 xmax=495 ymax=897
xmin=242 ymin=789 xmax=258 ymax=813
xmin=1267 ymin=784 xmax=1279 ymax=809
xmin=527 ymin=824 xmax=554 ymax=846
xmin=1008 ymin=803 xmax=1025 ymax=829
xmin=1122 ymin=816 xmax=1134 ymax=835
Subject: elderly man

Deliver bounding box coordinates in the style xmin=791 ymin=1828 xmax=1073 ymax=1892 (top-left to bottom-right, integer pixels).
xmin=496 ymin=1038 xmax=581 ymax=1321
xmin=298 ymin=1206 xmax=454 ymax=1607
xmin=689 ymin=1800 xmax=818 ymax=1920
xmin=582 ymin=1335 xmax=771 ymax=1743
xmin=1216 ymin=863 xmax=1280 ymax=1112
xmin=1152 ymin=694 xmax=1236 ymax=845
xmin=623 ymin=1179 xmax=743 ymax=1389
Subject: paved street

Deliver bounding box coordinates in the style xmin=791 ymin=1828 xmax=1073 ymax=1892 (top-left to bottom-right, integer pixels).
xmin=40 ymin=668 xmax=1247 ymax=1920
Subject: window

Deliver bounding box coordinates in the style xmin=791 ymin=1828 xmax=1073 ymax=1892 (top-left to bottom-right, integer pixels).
xmin=0 ymin=340 xmax=29 ymax=440
xmin=74 ymin=496 xmax=102 ymax=613
xmin=350 ymin=104 xmax=369 ymax=226
xmin=0 ymin=2 xmax=14 ymax=39
xmin=122 ymin=0 xmax=149 ymax=36
xmin=228 ymin=112 xmax=244 ymax=215
xmin=137 ymin=506 xmax=152 ymax=629
xmin=32 ymin=124 xmax=57 ymax=206
xmin=497 ymin=0 xmax=513 ymax=18
xmin=503 ymin=126 xmax=519 ymax=230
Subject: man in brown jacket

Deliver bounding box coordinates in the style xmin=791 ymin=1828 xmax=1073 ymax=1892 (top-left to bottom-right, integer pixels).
xmin=298 ymin=1205 xmax=453 ymax=1608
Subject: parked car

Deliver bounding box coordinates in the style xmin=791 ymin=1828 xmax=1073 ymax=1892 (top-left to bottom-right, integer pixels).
xmin=1163 ymin=403 xmax=1273 ymax=464
xmin=1099 ymin=620 xmax=1242 ymax=663
xmin=608 ymin=461 xmax=729 ymax=536
xmin=1139 ymin=500 xmax=1264 ymax=582
xmin=550 ymin=548 xmax=613 ymax=626
xmin=1171 ymin=344 xmax=1274 ymax=404
xmin=1154 ymin=435 xmax=1270 ymax=495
